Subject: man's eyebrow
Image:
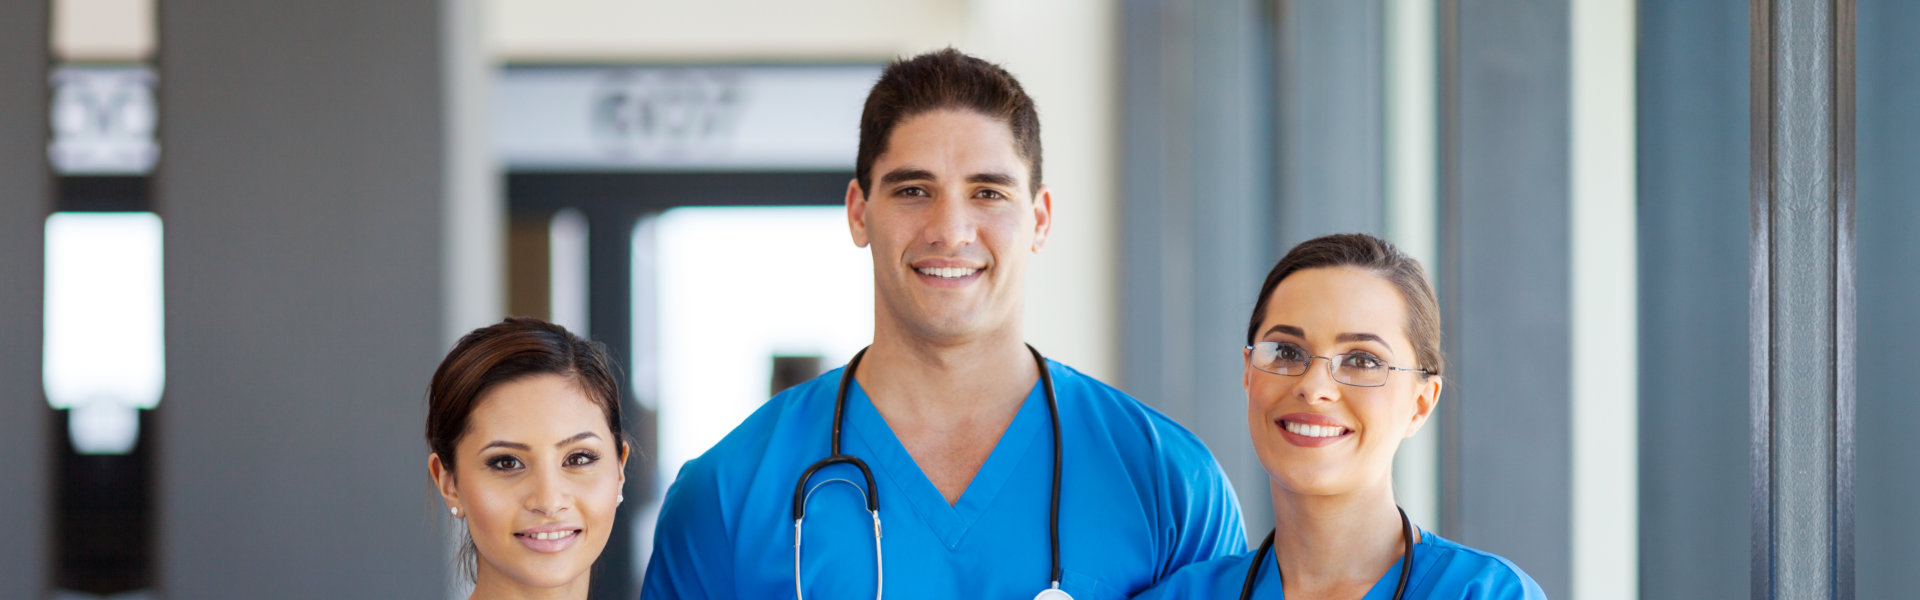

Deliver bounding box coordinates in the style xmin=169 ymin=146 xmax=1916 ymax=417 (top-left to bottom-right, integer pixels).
xmin=879 ymin=168 xmax=936 ymax=186
xmin=967 ymin=172 xmax=1018 ymax=187
xmin=556 ymin=431 xmax=600 ymax=447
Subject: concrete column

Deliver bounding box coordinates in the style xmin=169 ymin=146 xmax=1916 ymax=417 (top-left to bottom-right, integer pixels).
xmin=1120 ymin=0 xmax=1277 ymax=542
xmin=0 ymin=0 xmax=50 ymax=596
xmin=1438 ymin=0 xmax=1572 ymax=596
xmin=1856 ymin=0 xmax=1920 ymax=596
xmin=157 ymin=1 xmax=484 ymax=596
xmin=1636 ymin=0 xmax=1751 ymax=597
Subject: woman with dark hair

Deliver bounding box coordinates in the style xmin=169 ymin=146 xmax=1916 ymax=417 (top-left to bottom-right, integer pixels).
xmin=1136 ymin=234 xmax=1544 ymax=599
xmin=426 ymin=317 xmax=628 ymax=599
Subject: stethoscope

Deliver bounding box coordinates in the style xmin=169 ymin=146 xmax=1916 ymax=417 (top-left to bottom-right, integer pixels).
xmin=1239 ymin=506 xmax=1414 ymax=600
xmin=792 ymin=344 xmax=1071 ymax=600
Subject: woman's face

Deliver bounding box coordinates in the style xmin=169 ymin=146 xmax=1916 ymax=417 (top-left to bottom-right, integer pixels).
xmin=1244 ymin=266 xmax=1440 ymax=499
xmin=431 ymin=373 xmax=625 ymax=593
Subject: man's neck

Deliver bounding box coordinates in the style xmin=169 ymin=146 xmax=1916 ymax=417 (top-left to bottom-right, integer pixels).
xmin=1268 ymin=481 xmax=1413 ymax=597
xmin=854 ymin=324 xmax=1039 ymax=423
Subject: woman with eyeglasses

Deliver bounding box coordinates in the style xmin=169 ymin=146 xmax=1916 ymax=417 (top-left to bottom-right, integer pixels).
xmin=1135 ymin=234 xmax=1544 ymax=599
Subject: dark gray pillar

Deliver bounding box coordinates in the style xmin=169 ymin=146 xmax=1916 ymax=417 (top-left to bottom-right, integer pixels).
xmin=1275 ymin=0 xmax=1387 ymax=248
xmin=1750 ymin=0 xmax=1854 ymax=597
xmin=1636 ymin=1 xmax=1751 ymax=597
xmin=158 ymin=1 xmax=454 ymax=596
xmin=1120 ymin=0 xmax=1275 ymax=540
xmin=1438 ymin=1 xmax=1571 ymax=596
xmin=0 ymin=1 xmax=49 ymax=597
xmin=1855 ymin=0 xmax=1920 ymax=597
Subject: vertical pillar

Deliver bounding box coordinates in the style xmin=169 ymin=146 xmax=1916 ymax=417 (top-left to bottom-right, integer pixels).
xmin=1750 ymin=0 xmax=1853 ymax=597
xmin=1438 ymin=0 xmax=1571 ymax=596
xmin=157 ymin=1 xmax=475 ymax=596
xmin=1120 ymin=0 xmax=1275 ymax=540
xmin=1637 ymin=0 xmax=1751 ymax=597
xmin=1855 ymin=0 xmax=1920 ymax=597
xmin=0 ymin=0 xmax=49 ymax=597
xmin=1274 ymin=0 xmax=1387 ymax=249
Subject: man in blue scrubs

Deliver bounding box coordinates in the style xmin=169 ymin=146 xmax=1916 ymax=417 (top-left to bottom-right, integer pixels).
xmin=641 ymin=48 xmax=1245 ymax=599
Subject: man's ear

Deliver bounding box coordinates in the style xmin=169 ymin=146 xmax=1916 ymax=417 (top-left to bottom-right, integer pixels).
xmin=429 ymin=453 xmax=461 ymax=514
xmin=1029 ymin=185 xmax=1054 ymax=253
xmin=847 ymin=178 xmax=870 ymax=248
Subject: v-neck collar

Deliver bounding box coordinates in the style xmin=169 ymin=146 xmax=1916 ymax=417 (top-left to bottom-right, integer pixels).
xmin=841 ymin=375 xmax=1050 ymax=550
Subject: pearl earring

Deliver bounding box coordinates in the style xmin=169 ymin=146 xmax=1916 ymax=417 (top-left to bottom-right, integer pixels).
xmin=618 ymin=494 xmax=625 ymax=504
xmin=450 ymin=506 xmax=459 ymax=517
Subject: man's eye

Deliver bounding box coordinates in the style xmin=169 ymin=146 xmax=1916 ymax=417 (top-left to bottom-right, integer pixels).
xmin=899 ymin=186 xmax=929 ymax=197
xmin=976 ymin=189 xmax=1007 ymax=200
xmin=486 ymin=456 xmax=523 ymax=471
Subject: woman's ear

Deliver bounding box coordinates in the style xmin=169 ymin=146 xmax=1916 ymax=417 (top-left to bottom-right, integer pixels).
xmin=1403 ymin=376 xmax=1443 ymax=438
xmin=429 ymin=453 xmax=461 ymax=513
xmin=619 ymin=442 xmax=631 ymax=482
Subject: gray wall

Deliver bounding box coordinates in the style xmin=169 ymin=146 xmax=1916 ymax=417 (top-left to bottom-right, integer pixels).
xmin=1856 ymin=0 xmax=1920 ymax=596
xmin=1120 ymin=0 xmax=1276 ymax=541
xmin=1275 ymin=0 xmax=1387 ymax=248
xmin=1438 ymin=1 xmax=1571 ymax=596
xmin=157 ymin=1 xmax=454 ymax=596
xmin=0 ymin=0 xmax=49 ymax=596
xmin=1635 ymin=1 xmax=1750 ymax=596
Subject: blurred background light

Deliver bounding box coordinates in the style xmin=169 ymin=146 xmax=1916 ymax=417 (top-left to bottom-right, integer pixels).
xmin=44 ymin=211 xmax=164 ymax=454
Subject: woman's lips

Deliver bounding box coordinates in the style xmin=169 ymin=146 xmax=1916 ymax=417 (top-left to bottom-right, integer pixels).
xmin=514 ymin=528 xmax=583 ymax=553
xmin=1275 ymin=414 xmax=1353 ymax=448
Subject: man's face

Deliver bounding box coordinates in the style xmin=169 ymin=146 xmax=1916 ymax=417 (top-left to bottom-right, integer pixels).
xmin=847 ymin=109 xmax=1052 ymax=345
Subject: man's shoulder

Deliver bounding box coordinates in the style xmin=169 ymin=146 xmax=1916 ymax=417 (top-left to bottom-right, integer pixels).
xmin=1047 ymin=360 xmax=1218 ymax=465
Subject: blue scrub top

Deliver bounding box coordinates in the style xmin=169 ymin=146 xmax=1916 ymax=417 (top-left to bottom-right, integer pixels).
xmin=1132 ymin=527 xmax=1546 ymax=599
xmin=642 ymin=359 xmax=1247 ymax=599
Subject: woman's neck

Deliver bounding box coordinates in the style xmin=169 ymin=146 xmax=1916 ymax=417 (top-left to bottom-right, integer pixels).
xmin=1268 ymin=481 xmax=1413 ymax=598
xmin=468 ymin=561 xmax=588 ymax=600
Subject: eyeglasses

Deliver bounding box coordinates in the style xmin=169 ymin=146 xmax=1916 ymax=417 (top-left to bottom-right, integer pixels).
xmin=1245 ymin=341 xmax=1428 ymax=388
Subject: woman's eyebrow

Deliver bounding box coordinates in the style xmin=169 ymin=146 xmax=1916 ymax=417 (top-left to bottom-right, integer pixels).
xmin=479 ymin=440 xmax=529 ymax=452
xmin=1263 ymin=324 xmax=1305 ymax=338
xmin=555 ymin=431 xmax=600 ymax=447
xmin=1336 ymin=332 xmax=1392 ymax=351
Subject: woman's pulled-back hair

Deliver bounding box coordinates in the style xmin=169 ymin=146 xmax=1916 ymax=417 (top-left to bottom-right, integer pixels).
xmin=425 ymin=316 xmax=623 ymax=581
xmin=1247 ymin=233 xmax=1445 ymax=378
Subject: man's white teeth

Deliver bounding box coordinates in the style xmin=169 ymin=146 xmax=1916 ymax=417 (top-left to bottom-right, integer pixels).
xmin=1284 ymin=421 xmax=1347 ymax=438
xmin=918 ymin=267 xmax=978 ymax=279
xmin=526 ymin=530 xmax=576 ymax=541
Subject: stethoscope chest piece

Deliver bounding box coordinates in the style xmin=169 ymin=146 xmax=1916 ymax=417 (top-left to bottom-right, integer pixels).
xmin=1033 ymin=587 xmax=1074 ymax=600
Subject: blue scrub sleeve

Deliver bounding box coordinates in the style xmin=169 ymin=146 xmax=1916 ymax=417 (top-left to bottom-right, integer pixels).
xmin=642 ymin=459 xmax=736 ymax=599
xmin=1158 ymin=430 xmax=1248 ymax=578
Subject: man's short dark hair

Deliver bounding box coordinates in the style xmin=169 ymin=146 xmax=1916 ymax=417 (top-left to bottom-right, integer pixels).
xmin=855 ymin=48 xmax=1043 ymax=196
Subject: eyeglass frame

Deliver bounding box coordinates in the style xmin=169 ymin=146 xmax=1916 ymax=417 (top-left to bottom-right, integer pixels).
xmin=1243 ymin=341 xmax=1430 ymax=388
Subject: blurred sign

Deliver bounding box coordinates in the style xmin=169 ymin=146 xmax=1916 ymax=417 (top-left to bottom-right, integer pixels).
xmin=49 ymin=66 xmax=159 ymax=175
xmin=496 ymin=65 xmax=879 ymax=171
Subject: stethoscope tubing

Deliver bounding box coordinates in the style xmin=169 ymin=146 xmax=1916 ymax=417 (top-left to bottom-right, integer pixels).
xmin=1239 ymin=506 xmax=1414 ymax=600
xmin=793 ymin=344 xmax=1064 ymax=598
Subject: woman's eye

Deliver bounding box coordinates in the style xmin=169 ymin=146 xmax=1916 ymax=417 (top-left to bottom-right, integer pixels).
xmin=564 ymin=452 xmax=599 ymax=467
xmin=1275 ymin=343 xmax=1308 ymax=362
xmin=1343 ymin=353 xmax=1384 ymax=370
xmin=485 ymin=456 xmax=523 ymax=471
